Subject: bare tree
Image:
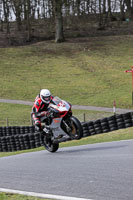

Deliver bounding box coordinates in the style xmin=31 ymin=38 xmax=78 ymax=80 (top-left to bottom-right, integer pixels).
xmin=10 ymin=0 xmax=23 ymax=31
xmin=0 ymin=0 xmax=3 ymax=31
xmin=54 ymin=0 xmax=65 ymax=42
xmin=119 ymin=0 xmax=126 ymax=20
xmin=2 ymin=0 xmax=10 ymax=33
xmin=125 ymin=0 xmax=133 ymax=18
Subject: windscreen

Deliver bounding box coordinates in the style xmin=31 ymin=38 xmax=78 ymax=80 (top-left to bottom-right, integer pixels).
xmin=52 ymin=96 xmax=62 ymax=105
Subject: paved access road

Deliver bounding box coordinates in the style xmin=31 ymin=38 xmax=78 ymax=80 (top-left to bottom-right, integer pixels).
xmin=0 ymin=140 xmax=133 ymax=200
xmin=0 ymin=98 xmax=132 ymax=113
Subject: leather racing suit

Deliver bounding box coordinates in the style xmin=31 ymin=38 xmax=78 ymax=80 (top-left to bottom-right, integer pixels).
xmin=32 ymin=94 xmax=53 ymax=132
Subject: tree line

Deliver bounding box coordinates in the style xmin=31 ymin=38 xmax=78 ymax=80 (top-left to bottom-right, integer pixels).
xmin=0 ymin=0 xmax=133 ymax=43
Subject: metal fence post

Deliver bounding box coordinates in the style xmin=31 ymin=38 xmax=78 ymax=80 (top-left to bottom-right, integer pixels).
xmin=6 ymin=118 xmax=9 ymax=126
xmin=83 ymin=113 xmax=86 ymax=122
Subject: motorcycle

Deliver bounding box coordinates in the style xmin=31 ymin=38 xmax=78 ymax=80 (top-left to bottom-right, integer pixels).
xmin=40 ymin=96 xmax=83 ymax=153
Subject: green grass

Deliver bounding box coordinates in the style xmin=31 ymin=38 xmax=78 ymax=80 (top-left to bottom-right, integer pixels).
xmin=61 ymin=126 xmax=133 ymax=147
xmin=0 ymin=35 xmax=133 ymax=108
xmin=0 ymin=193 xmax=52 ymax=200
xmin=0 ymin=103 xmax=32 ymax=126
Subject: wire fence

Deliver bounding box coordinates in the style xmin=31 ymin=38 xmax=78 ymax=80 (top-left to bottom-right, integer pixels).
xmin=0 ymin=112 xmax=113 ymax=127
xmin=0 ymin=119 xmax=32 ymax=127
xmin=77 ymin=112 xmax=113 ymax=122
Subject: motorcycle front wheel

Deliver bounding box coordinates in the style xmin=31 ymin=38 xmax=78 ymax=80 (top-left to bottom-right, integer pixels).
xmin=42 ymin=136 xmax=59 ymax=153
xmin=68 ymin=116 xmax=83 ymax=140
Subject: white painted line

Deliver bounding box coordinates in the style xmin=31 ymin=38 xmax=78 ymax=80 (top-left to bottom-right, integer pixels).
xmin=0 ymin=188 xmax=93 ymax=200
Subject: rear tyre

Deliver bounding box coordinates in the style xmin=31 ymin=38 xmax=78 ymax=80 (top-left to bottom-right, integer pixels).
xmin=68 ymin=116 xmax=83 ymax=140
xmin=42 ymin=136 xmax=59 ymax=153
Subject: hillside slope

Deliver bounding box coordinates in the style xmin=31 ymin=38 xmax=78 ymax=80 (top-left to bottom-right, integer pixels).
xmin=0 ymin=35 xmax=133 ymax=109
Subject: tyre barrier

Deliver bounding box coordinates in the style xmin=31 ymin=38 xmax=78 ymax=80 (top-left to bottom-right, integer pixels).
xmin=0 ymin=112 xmax=133 ymax=152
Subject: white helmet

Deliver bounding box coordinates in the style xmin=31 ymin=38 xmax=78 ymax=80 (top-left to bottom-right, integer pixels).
xmin=40 ymin=89 xmax=51 ymax=104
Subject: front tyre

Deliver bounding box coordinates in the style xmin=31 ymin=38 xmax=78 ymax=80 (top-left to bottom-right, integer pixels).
xmin=42 ymin=136 xmax=59 ymax=153
xmin=68 ymin=116 xmax=83 ymax=140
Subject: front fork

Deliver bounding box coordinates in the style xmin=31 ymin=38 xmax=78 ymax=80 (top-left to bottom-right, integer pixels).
xmin=62 ymin=119 xmax=72 ymax=134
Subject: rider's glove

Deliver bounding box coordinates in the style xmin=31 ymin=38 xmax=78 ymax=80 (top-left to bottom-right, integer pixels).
xmin=36 ymin=111 xmax=50 ymax=117
xmin=46 ymin=112 xmax=50 ymax=117
xmin=40 ymin=111 xmax=50 ymax=117
xmin=40 ymin=111 xmax=47 ymax=117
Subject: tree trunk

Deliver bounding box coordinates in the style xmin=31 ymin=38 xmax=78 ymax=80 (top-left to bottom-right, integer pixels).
xmin=2 ymin=0 xmax=10 ymax=33
xmin=0 ymin=1 xmax=3 ymax=31
xmin=77 ymin=0 xmax=81 ymax=16
xmin=54 ymin=0 xmax=65 ymax=43
xmin=11 ymin=0 xmax=22 ymax=31
xmin=125 ymin=0 xmax=133 ymax=19
xmin=108 ymin=0 xmax=112 ymax=15
xmin=120 ymin=0 xmax=125 ymax=21
xmin=103 ymin=0 xmax=106 ymax=14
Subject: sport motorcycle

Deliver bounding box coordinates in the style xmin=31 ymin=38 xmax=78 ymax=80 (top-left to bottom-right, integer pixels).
xmin=40 ymin=96 xmax=83 ymax=153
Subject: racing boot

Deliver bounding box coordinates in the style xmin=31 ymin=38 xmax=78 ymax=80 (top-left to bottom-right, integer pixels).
xmin=35 ymin=123 xmax=43 ymax=134
xmin=43 ymin=125 xmax=51 ymax=136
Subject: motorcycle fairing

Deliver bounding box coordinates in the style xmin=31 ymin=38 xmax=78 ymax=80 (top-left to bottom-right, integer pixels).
xmin=49 ymin=118 xmax=69 ymax=138
xmin=49 ymin=97 xmax=70 ymax=113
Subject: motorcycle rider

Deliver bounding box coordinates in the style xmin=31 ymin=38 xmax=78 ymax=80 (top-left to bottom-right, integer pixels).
xmin=32 ymin=89 xmax=53 ymax=133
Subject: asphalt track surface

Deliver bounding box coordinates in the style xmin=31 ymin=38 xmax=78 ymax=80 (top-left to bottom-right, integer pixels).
xmin=0 ymin=140 xmax=133 ymax=200
xmin=0 ymin=98 xmax=132 ymax=113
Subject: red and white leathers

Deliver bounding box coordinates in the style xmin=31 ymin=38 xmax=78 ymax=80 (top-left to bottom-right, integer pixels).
xmin=32 ymin=94 xmax=53 ymax=132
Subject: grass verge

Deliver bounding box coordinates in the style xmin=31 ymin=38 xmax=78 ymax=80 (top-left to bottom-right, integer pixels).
xmin=0 ymin=193 xmax=52 ymax=200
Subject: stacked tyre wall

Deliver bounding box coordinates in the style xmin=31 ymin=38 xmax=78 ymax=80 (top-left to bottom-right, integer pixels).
xmin=82 ymin=112 xmax=133 ymax=137
xmin=0 ymin=126 xmax=42 ymax=152
xmin=0 ymin=112 xmax=133 ymax=152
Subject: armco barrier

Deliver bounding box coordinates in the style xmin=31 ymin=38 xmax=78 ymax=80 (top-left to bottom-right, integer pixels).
xmin=0 ymin=112 xmax=133 ymax=152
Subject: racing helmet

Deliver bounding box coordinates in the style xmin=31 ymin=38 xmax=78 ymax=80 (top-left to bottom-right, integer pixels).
xmin=40 ymin=89 xmax=51 ymax=104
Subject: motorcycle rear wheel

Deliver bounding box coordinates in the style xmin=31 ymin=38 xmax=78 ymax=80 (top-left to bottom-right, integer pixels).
xmin=43 ymin=137 xmax=59 ymax=153
xmin=68 ymin=116 xmax=83 ymax=140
